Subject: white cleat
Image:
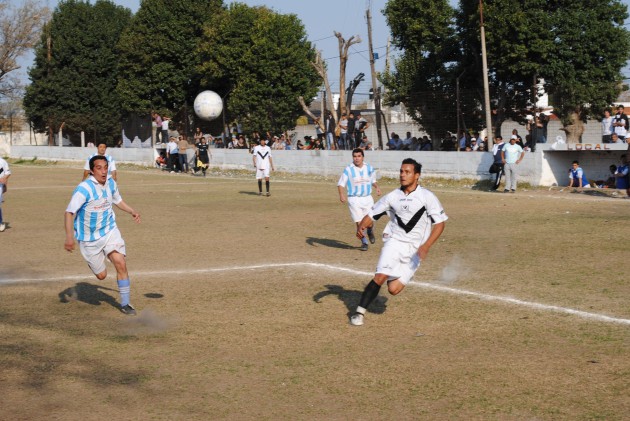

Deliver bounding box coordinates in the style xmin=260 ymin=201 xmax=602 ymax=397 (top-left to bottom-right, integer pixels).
xmin=350 ymin=313 xmax=364 ymax=326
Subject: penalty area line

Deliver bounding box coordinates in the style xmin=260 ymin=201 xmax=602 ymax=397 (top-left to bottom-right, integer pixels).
xmin=3 ymin=261 xmax=630 ymax=326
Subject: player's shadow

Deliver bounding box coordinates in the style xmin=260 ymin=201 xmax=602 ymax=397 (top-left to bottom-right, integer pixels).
xmin=238 ymin=191 xmax=263 ymax=196
xmin=312 ymin=284 xmax=388 ymax=316
xmin=306 ymin=237 xmax=357 ymax=250
xmin=58 ymin=282 xmax=119 ymax=310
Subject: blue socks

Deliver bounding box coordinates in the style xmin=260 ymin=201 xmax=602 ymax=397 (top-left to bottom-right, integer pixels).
xmin=117 ymin=279 xmax=131 ymax=306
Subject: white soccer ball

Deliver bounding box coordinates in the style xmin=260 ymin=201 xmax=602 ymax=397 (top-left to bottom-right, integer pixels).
xmin=194 ymin=90 xmax=223 ymax=121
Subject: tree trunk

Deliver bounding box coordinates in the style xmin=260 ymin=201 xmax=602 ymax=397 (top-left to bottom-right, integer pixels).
xmin=334 ymin=32 xmax=361 ymax=117
xmin=560 ymin=111 xmax=584 ymax=143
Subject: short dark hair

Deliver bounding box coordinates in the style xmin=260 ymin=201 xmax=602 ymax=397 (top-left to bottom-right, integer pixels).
xmin=352 ymin=148 xmax=364 ymax=156
xmin=572 ymin=160 xmax=579 ymax=165
xmin=402 ymin=158 xmax=422 ymax=174
xmin=89 ymin=155 xmax=108 ymax=171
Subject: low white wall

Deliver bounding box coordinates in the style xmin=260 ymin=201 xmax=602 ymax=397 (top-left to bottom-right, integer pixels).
xmin=9 ymin=143 xmax=629 ymax=187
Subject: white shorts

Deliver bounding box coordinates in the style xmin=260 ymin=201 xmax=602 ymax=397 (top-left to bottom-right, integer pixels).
xmin=375 ymin=238 xmax=420 ymax=285
xmin=79 ymin=228 xmax=126 ymax=275
xmin=256 ymin=168 xmax=270 ymax=179
xmin=347 ymin=196 xmax=374 ymax=223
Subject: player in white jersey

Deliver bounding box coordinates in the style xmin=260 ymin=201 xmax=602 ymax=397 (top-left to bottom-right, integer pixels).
xmin=350 ymin=158 xmax=448 ymax=326
xmin=337 ymin=148 xmax=381 ymax=251
xmin=252 ymin=138 xmax=275 ymax=196
xmin=83 ymin=142 xmax=117 ymax=181
xmin=65 ymin=155 xmax=141 ymax=315
xmin=0 ymin=156 xmax=11 ymax=232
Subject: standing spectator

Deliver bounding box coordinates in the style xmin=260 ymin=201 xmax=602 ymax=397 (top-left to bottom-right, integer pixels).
xmin=490 ymin=136 xmax=506 ymax=191
xmin=349 ymin=158 xmax=447 ymax=326
xmin=325 ymin=111 xmax=336 ymax=150
xmin=166 ymin=136 xmax=180 ymax=173
xmin=0 ymin=156 xmax=11 ymax=232
xmin=614 ymin=154 xmax=629 ymax=195
xmin=512 ymin=129 xmax=524 ymax=148
xmin=613 ymin=105 xmax=628 ymax=142
xmin=337 ymin=148 xmax=381 ymax=251
xmin=354 ymin=112 xmax=369 ymax=147
xmin=64 ymin=155 xmax=141 ymax=315
xmin=314 ymin=117 xmax=325 ymax=143
xmin=568 ymin=160 xmax=590 ymax=189
xmin=177 ymin=136 xmax=190 ymax=173
xmin=83 ymin=142 xmax=117 ymax=182
xmin=272 ymin=135 xmax=286 ymax=150
xmin=194 ymin=135 xmax=212 ymax=177
xmin=252 ymin=138 xmax=275 ymax=196
xmin=536 ymin=111 xmax=549 ymax=144
xmin=602 ymin=109 xmax=614 ymax=143
xmin=347 ymin=112 xmax=356 ymax=149
xmin=152 ymin=112 xmax=163 ymax=144
xmin=338 ymin=114 xmax=349 ymax=150
xmin=161 ymin=116 xmax=170 ymax=145
xmin=193 ymin=127 xmax=204 ymax=144
xmin=501 ymin=134 xmax=525 ymax=193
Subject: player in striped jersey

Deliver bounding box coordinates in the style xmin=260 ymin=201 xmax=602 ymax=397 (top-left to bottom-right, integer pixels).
xmin=337 ymin=148 xmax=381 ymax=251
xmin=350 ymin=158 xmax=448 ymax=326
xmin=65 ymin=155 xmax=141 ymax=315
xmin=83 ymin=142 xmax=117 ymax=181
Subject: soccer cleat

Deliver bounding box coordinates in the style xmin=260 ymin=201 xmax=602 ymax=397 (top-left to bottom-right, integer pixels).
xmin=368 ymin=230 xmax=375 ymax=244
xmin=120 ymin=304 xmax=137 ymax=316
xmin=350 ymin=313 xmax=364 ymax=326
xmin=360 ymin=243 xmax=368 ymax=251
xmin=0 ymin=223 xmax=5 ymax=232
xmin=510 ymin=189 xmax=516 ymax=193
xmin=503 ymin=189 xmax=509 ymax=193
xmin=266 ymin=192 xmax=271 ymax=197
xmin=258 ymin=192 xmax=262 ymax=196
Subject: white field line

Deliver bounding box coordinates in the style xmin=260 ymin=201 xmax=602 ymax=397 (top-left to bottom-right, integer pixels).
xmin=2 ymin=261 xmax=630 ymax=326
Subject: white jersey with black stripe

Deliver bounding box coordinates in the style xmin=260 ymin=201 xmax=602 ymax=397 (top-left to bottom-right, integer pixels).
xmin=252 ymin=145 xmax=272 ymax=170
xmin=370 ymin=186 xmax=447 ymax=249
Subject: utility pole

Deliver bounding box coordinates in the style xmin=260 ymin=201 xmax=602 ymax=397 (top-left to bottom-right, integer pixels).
xmin=366 ymin=6 xmax=383 ymax=150
xmin=479 ymin=0 xmax=493 ymax=146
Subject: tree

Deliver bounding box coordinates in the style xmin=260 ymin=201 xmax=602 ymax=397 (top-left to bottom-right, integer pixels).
xmin=23 ymin=0 xmax=131 ymax=145
xmin=197 ymin=4 xmax=320 ymax=135
xmin=115 ymin=0 xmax=222 ymax=116
xmin=0 ymin=0 xmax=49 ymax=98
xmin=381 ymin=0 xmax=462 ymax=143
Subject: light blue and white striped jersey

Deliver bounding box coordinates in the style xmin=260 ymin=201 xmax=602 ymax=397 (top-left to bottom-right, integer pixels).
xmin=83 ymin=154 xmax=116 ymax=175
xmin=337 ymin=163 xmax=377 ymax=197
xmin=66 ymin=176 xmax=122 ymax=242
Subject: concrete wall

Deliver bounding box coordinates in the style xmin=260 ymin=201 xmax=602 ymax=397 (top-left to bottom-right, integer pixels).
xmin=10 ymin=142 xmax=627 ymax=187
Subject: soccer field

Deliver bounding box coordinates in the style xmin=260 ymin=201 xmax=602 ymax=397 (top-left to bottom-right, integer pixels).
xmin=1 ymin=163 xmax=629 ymax=420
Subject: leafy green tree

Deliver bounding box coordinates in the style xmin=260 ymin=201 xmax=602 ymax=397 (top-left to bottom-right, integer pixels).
xmin=197 ymin=3 xmax=320 ymax=134
xmin=115 ymin=0 xmax=222 ymax=117
xmin=23 ymin=0 xmax=131 ymax=145
xmin=381 ymin=0 xmax=462 ymax=143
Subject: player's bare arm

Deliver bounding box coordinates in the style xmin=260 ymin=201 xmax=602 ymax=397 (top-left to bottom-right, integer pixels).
xmin=373 ymin=183 xmax=381 ymax=196
xmin=356 ymin=214 xmax=373 ymax=239
xmin=270 ymin=156 xmax=275 ymax=171
xmin=337 ymin=185 xmax=347 ymax=203
xmin=115 ymin=201 xmax=141 ymax=223
xmin=417 ymin=221 xmax=445 ymax=260
xmin=64 ymin=212 xmax=76 ymax=252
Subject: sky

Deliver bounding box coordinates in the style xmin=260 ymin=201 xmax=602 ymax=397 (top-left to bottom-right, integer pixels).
xmin=11 ymin=0 xmax=630 ymax=98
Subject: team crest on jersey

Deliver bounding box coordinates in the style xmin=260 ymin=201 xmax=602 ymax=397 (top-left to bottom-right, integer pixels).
xmin=402 ymin=205 xmax=409 ymax=211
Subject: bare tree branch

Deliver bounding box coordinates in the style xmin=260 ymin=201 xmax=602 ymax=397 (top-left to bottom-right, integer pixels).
xmin=334 ymin=31 xmax=361 ymax=116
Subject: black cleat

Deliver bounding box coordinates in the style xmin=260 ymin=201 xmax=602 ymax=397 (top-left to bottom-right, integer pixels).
xmin=368 ymin=230 xmax=375 ymax=244
xmin=120 ymin=304 xmax=137 ymax=316
xmin=360 ymin=243 xmax=368 ymax=251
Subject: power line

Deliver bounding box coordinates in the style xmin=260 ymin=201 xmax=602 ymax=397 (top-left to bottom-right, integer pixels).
xmin=323 ymin=45 xmax=387 ymax=61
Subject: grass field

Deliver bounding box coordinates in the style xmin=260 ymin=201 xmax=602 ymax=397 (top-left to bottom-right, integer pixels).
xmin=1 ymin=162 xmax=629 ymax=420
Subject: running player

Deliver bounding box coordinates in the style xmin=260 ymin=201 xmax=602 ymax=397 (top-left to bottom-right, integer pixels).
xmin=83 ymin=142 xmax=117 ymax=181
xmin=65 ymin=155 xmax=141 ymax=315
xmin=0 ymin=156 xmax=11 ymax=232
xmin=337 ymin=148 xmax=381 ymax=251
xmin=350 ymin=158 xmax=448 ymax=326
xmin=252 ymin=138 xmax=275 ymax=196
xmin=194 ymin=135 xmax=212 ymax=177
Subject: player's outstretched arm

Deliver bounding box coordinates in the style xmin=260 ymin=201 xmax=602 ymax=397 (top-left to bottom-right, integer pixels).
xmin=64 ymin=212 xmax=76 ymax=252
xmin=417 ymin=221 xmax=445 ymax=261
xmin=115 ymin=200 xmax=141 ymax=223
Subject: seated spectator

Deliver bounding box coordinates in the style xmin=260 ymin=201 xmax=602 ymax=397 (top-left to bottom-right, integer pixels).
xmin=477 ymin=143 xmax=486 ymax=152
xmin=470 ymin=138 xmax=479 ymax=151
xmin=303 ymin=136 xmax=314 ymax=150
xmin=215 ymin=137 xmax=224 ymax=148
xmin=155 ymin=151 xmax=167 ymax=169
xmin=311 ymin=138 xmax=324 ymax=150
xmin=595 ymin=165 xmax=617 ymax=188
xmin=358 ymin=135 xmax=370 ymax=150
xmin=402 ymin=132 xmax=413 ymax=150
xmin=272 ymin=136 xmax=286 ymax=150
xmin=419 ymin=136 xmax=432 ymax=151
xmin=387 ymin=133 xmax=402 ymax=150
xmin=568 ymin=160 xmax=591 ymax=189
xmin=296 ymin=140 xmax=305 ymax=150
xmin=611 ymin=133 xmax=622 ymax=143
xmin=614 ymin=154 xmax=629 ymax=194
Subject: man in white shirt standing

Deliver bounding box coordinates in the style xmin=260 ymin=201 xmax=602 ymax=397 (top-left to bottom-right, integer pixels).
xmin=501 ymin=135 xmax=525 ymax=193
xmin=602 ymin=109 xmax=614 ymax=143
xmin=337 ymin=148 xmax=381 ymax=251
xmin=0 ymin=156 xmax=11 ymax=232
xmin=252 ymin=138 xmax=275 ymax=196
xmin=613 ymin=105 xmax=628 ymax=142
xmin=83 ymin=142 xmax=117 ymax=181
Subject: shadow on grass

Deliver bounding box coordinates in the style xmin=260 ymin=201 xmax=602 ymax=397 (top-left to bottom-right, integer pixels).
xmin=306 ymin=237 xmax=358 ymax=250
xmin=238 ymin=191 xmax=264 ymax=196
xmin=58 ymin=282 xmax=119 ymax=310
xmin=312 ymin=284 xmax=388 ymax=316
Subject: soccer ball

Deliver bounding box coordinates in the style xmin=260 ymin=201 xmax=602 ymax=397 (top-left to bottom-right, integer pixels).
xmin=194 ymin=90 xmax=223 ymax=121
